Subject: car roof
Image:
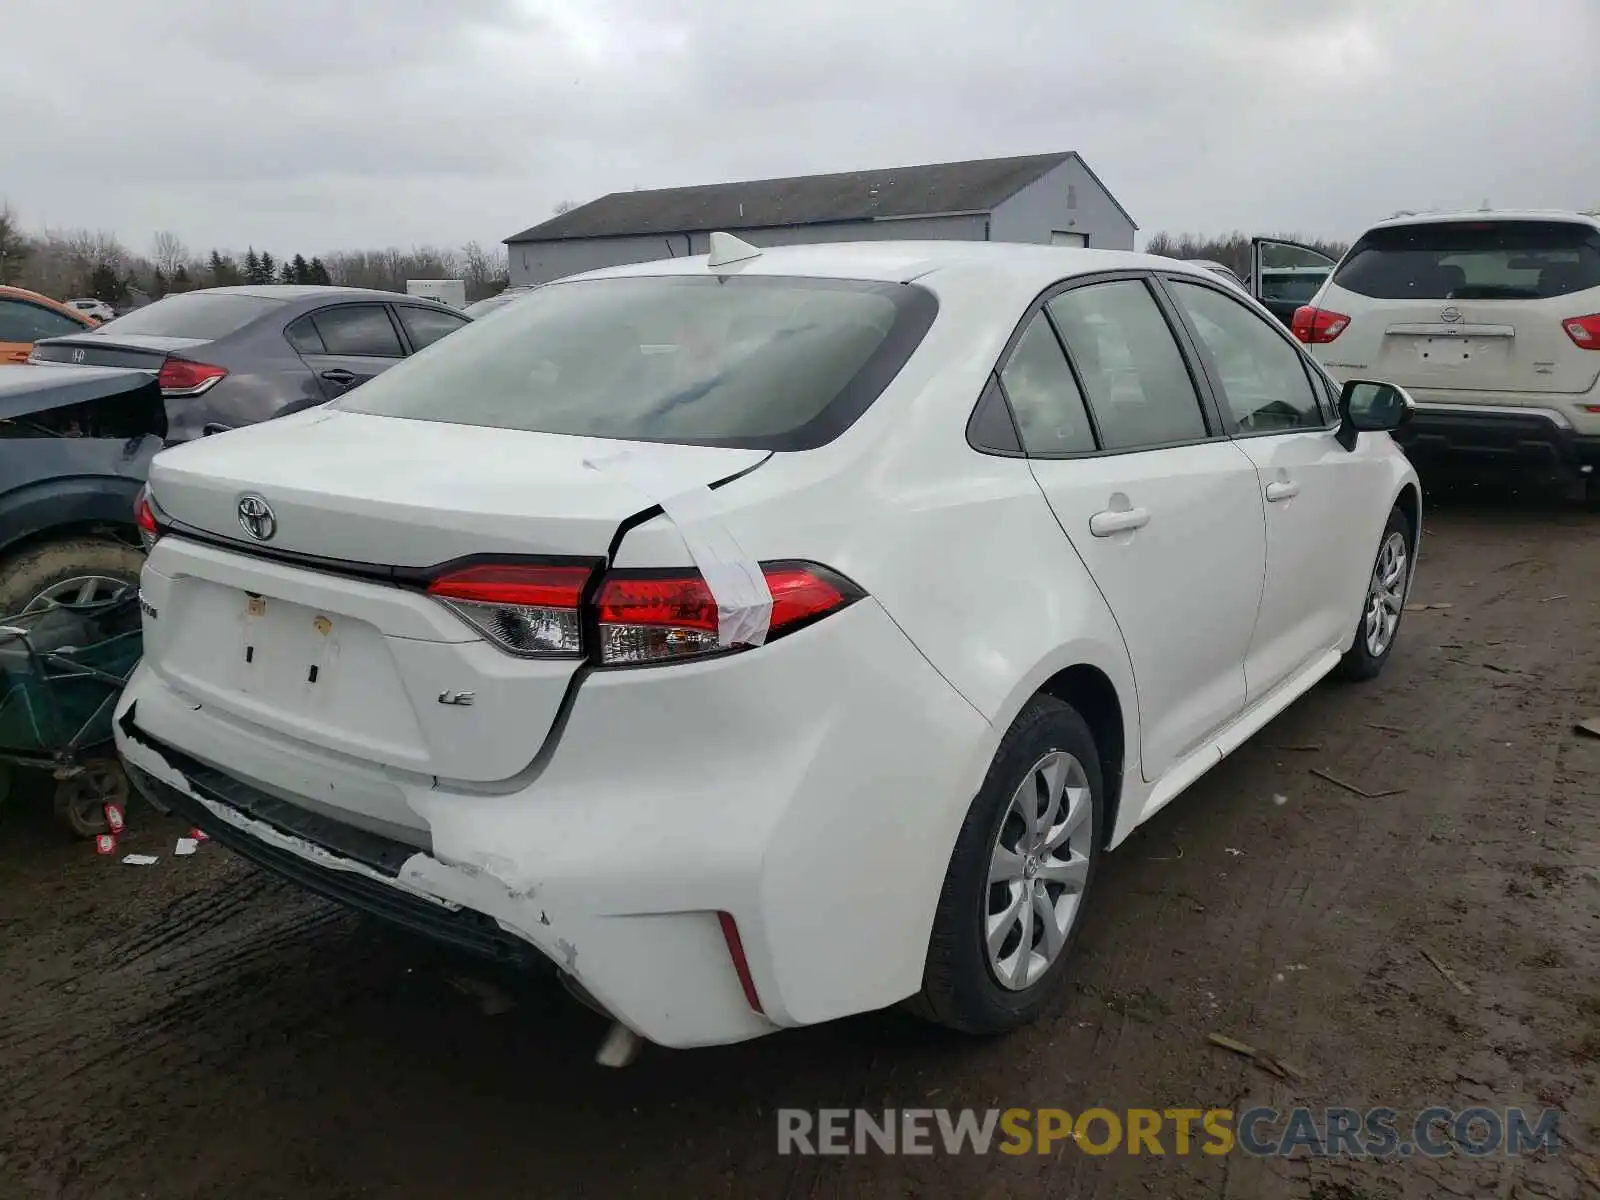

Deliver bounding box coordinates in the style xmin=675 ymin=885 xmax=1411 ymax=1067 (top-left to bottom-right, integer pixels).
xmin=561 ymin=238 xmax=1220 ymax=293
xmin=196 ymin=284 xmax=450 ymax=304
xmin=1366 ymin=209 xmax=1600 ymax=233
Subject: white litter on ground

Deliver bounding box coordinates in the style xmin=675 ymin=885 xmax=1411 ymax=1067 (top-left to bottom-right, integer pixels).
xmin=1272 ymin=794 xmax=1289 ymax=806
xmin=174 ymin=838 xmax=199 ymax=856
xmin=121 ymin=854 xmax=159 ymax=866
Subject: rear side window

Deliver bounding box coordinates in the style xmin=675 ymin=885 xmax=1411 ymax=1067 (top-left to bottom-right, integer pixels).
xmin=93 ymin=292 xmax=282 ymax=338
xmin=284 ymin=315 xmax=324 ymax=355
xmin=1333 ymin=220 xmax=1600 ymax=300
xmin=1046 ymin=280 xmax=1209 ymax=451
xmin=999 ymin=313 xmax=1095 ymax=454
xmin=312 ymin=305 xmax=404 ymax=357
xmin=338 ymin=275 xmax=938 ymax=450
xmin=396 ymin=305 xmax=470 ymax=351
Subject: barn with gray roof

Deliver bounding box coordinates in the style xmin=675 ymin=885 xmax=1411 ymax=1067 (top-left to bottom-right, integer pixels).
xmin=503 ymin=151 xmax=1137 ymax=285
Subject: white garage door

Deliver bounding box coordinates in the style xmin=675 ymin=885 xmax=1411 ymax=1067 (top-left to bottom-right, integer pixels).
xmin=1050 ymin=231 xmax=1088 ymax=247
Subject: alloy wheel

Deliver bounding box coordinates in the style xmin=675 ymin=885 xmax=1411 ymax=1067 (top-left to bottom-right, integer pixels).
xmin=985 ymin=750 xmax=1095 ymax=991
xmin=1363 ymin=532 xmax=1408 ymax=658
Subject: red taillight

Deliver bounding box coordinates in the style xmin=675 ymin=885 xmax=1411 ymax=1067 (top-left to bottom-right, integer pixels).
xmin=426 ymin=563 xmax=592 ymax=657
xmin=717 ymin=911 xmax=764 ymax=1014
xmin=1291 ymin=306 xmax=1350 ymax=344
xmin=157 ymin=358 xmax=228 ymax=396
xmin=1561 ymin=313 xmax=1600 ymax=350
xmin=133 ymin=487 xmax=161 ymax=549
xmin=595 ymin=561 xmax=861 ymax=666
xmin=425 ymin=559 xmax=862 ymax=664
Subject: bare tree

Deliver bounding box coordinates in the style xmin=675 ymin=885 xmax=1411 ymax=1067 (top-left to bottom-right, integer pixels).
xmin=0 ymin=201 xmax=28 ymax=286
xmin=151 ymin=230 xmax=188 ymax=278
xmin=552 ymin=200 xmax=577 ymax=215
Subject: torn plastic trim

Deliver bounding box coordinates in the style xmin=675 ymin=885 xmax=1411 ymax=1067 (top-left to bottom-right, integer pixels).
xmin=119 ymin=706 xmax=606 ymax=997
xmin=431 ymin=452 xmax=771 ymax=798
xmin=118 ymin=707 xmax=459 ymax=912
xmin=583 ymin=448 xmax=773 ymax=649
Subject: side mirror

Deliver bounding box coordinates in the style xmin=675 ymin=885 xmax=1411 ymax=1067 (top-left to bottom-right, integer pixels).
xmin=1335 ymin=379 xmax=1414 ymax=451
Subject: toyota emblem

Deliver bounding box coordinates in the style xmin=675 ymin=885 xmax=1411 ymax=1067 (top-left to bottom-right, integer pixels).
xmin=237 ymin=494 xmax=277 ymax=542
xmin=1438 ymin=306 xmax=1463 ymax=323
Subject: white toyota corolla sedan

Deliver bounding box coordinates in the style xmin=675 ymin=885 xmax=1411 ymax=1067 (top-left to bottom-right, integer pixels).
xmin=116 ymin=236 xmax=1420 ymax=1061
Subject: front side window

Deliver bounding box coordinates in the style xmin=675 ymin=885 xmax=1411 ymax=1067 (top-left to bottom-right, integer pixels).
xmin=1046 ymin=280 xmax=1208 ymax=451
xmin=999 ymin=313 xmax=1096 ymax=454
xmin=312 ymin=305 xmax=403 ymax=358
xmin=1168 ymin=280 xmax=1324 ymax=432
xmin=338 ymin=275 xmax=936 ymax=450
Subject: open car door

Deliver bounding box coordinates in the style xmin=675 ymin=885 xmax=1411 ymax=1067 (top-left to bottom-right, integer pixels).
xmin=1249 ymin=237 xmax=1340 ymax=330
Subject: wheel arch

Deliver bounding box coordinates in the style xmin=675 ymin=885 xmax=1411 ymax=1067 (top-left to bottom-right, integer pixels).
xmin=0 ymin=477 xmax=144 ymax=561
xmin=1394 ymin=480 xmax=1421 ymax=556
xmin=1036 ymin=663 xmax=1128 ymax=850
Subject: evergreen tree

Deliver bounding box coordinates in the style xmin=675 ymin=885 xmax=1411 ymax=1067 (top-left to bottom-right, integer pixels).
xmin=172 ymin=263 xmax=191 ymax=292
xmin=307 ymin=257 xmax=331 ymax=286
xmin=258 ymin=251 xmax=276 ymax=282
xmin=279 ymin=260 xmax=296 ymax=284
xmin=243 ymin=247 xmax=261 ymax=284
xmin=207 ymin=249 xmax=226 ymax=285
xmin=88 ymin=264 xmax=120 ymax=302
xmin=291 ymin=253 xmax=309 ymax=284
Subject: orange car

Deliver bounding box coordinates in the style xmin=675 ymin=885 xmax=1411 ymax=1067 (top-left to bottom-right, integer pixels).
xmin=0 ymin=285 xmax=98 ymax=364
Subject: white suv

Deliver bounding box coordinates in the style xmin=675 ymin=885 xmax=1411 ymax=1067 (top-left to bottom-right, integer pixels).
xmin=1293 ymin=210 xmax=1600 ymax=498
xmin=115 ymin=239 xmax=1419 ymax=1061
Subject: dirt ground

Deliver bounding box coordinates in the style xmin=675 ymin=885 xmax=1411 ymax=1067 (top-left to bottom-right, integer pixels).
xmin=2 ymin=482 xmax=1598 ymax=1200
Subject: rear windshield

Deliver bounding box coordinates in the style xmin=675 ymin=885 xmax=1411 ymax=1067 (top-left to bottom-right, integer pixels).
xmin=1333 ymin=220 xmax=1600 ymax=300
xmin=339 ymin=275 xmax=938 ymax=450
xmin=95 ymin=292 xmax=283 ymax=339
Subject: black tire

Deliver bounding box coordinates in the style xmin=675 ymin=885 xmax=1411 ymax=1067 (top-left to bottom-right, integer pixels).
xmin=1335 ymin=505 xmax=1413 ymax=682
xmin=910 ymin=695 xmax=1105 ymax=1035
xmin=54 ymin=760 xmax=131 ymax=839
xmin=0 ymin=537 xmax=145 ymax=617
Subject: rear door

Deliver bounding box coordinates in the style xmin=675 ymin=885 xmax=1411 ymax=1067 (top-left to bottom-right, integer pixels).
xmin=1308 ymin=217 xmax=1600 ymax=397
xmin=0 ymin=296 xmax=93 ymax=364
xmin=1011 ymin=274 xmax=1267 ymax=783
xmin=1250 ymin=238 xmax=1339 ymax=328
xmin=290 ymin=303 xmax=407 ymax=399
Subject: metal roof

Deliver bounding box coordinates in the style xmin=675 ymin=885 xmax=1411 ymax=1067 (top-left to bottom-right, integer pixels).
xmin=506 ymin=152 xmax=1135 ymax=244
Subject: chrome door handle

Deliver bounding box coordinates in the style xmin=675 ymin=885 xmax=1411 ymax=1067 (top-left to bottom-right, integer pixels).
xmin=1265 ymin=480 xmax=1300 ymax=502
xmin=1088 ymin=506 xmax=1150 ymax=536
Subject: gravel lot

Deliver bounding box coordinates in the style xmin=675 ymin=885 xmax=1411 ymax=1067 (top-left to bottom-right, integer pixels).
xmin=3 ymin=485 xmax=1597 ymax=1200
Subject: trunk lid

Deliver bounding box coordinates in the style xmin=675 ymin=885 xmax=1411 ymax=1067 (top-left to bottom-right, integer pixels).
xmin=30 ymin=333 xmax=208 ymax=371
xmin=141 ymin=409 xmax=768 ymax=782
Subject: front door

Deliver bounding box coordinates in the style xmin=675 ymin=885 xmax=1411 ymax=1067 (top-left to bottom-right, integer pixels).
xmin=1250 ymin=237 xmax=1339 ymax=329
xmin=999 ymin=277 xmax=1268 ymax=783
xmin=1162 ymin=274 xmax=1362 ymax=699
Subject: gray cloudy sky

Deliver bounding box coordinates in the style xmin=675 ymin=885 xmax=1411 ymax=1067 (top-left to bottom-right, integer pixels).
xmin=3 ymin=0 xmax=1596 ymax=256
